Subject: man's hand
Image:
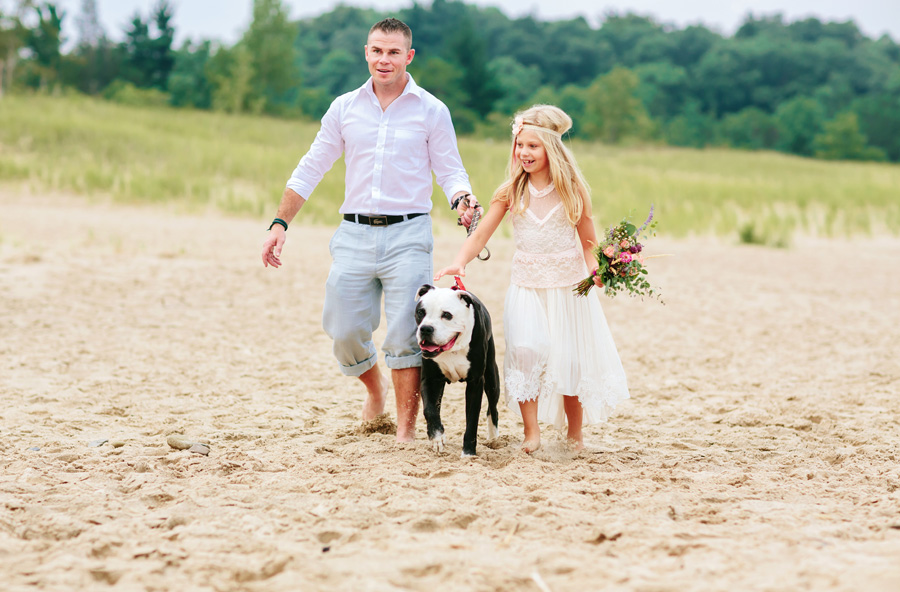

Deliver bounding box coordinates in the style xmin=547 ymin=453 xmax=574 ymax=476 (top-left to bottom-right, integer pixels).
xmin=456 ymin=194 xmax=483 ymax=230
xmin=261 ymin=227 xmax=286 ymax=268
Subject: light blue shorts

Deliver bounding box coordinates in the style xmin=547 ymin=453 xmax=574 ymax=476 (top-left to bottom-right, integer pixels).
xmin=323 ymin=215 xmax=433 ymax=376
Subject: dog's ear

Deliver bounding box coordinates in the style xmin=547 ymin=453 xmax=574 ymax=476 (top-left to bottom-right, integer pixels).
xmin=415 ymin=284 xmax=435 ymax=301
xmin=456 ymin=291 xmax=474 ymax=308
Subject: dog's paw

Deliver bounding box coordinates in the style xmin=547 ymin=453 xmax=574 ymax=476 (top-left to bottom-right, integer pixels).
xmin=430 ymin=431 xmax=445 ymax=454
xmin=486 ymin=420 xmax=499 ymax=440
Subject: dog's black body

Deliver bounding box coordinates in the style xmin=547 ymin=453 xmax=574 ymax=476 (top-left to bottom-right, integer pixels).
xmin=415 ymin=285 xmax=501 ymax=456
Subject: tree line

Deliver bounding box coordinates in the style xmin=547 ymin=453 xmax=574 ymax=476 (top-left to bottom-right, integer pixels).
xmin=2 ymin=0 xmax=899 ymax=162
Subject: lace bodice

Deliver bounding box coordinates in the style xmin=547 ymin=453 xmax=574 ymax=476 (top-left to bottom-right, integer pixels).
xmin=510 ymin=185 xmax=588 ymax=288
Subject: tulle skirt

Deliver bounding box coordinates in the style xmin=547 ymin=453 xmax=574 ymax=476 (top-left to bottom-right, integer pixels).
xmin=503 ymin=283 xmax=630 ymax=430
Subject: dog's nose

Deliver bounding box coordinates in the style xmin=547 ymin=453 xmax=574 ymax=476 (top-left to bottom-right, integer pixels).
xmin=419 ymin=325 xmax=433 ymax=336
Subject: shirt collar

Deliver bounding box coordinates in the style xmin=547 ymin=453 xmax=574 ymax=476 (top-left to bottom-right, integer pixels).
xmin=362 ymin=73 xmax=423 ymax=101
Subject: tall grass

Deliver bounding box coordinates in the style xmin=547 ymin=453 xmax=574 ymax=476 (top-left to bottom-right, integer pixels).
xmin=2 ymin=94 xmax=898 ymax=239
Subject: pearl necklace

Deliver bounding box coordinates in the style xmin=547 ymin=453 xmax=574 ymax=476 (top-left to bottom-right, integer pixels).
xmin=528 ymin=180 xmax=555 ymax=199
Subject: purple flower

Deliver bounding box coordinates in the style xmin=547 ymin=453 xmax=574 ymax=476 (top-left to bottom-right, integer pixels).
xmin=629 ymin=245 xmax=638 ymax=254
xmin=637 ymin=205 xmax=654 ymax=235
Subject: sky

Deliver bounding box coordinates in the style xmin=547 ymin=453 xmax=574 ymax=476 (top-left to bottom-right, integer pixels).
xmin=49 ymin=0 xmax=899 ymax=46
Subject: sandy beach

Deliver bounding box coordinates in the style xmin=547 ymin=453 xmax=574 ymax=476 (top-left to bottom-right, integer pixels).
xmin=1 ymin=191 xmax=899 ymax=591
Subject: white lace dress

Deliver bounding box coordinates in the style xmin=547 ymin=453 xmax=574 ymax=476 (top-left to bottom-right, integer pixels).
xmin=503 ymin=182 xmax=630 ymax=429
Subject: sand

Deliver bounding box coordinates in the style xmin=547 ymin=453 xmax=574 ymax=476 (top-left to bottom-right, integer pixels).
xmin=1 ymin=191 xmax=899 ymax=591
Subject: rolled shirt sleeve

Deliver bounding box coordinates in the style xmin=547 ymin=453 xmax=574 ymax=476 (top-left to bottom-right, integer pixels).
xmin=428 ymin=102 xmax=472 ymax=206
xmin=285 ymin=100 xmax=345 ymax=199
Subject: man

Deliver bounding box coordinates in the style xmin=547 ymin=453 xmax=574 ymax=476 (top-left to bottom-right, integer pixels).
xmin=261 ymin=18 xmax=481 ymax=442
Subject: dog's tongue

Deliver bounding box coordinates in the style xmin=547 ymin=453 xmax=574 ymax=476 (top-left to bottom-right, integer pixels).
xmin=420 ymin=335 xmax=457 ymax=353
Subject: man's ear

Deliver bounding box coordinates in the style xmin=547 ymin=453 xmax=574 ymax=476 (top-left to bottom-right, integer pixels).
xmin=416 ymin=284 xmax=434 ymax=301
xmin=406 ymin=48 xmax=415 ymax=65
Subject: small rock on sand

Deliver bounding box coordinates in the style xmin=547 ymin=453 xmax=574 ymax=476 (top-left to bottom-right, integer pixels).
xmin=188 ymin=443 xmax=210 ymax=456
xmin=166 ymin=435 xmax=193 ymax=450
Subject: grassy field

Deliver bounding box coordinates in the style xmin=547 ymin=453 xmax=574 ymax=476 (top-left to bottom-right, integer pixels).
xmin=2 ymin=94 xmax=898 ymax=242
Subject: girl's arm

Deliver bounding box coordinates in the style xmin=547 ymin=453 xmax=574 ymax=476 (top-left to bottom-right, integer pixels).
xmin=575 ymin=193 xmax=604 ymax=287
xmin=434 ymin=200 xmax=508 ymax=281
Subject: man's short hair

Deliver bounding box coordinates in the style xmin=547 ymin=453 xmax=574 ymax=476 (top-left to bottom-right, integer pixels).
xmin=369 ymin=18 xmax=412 ymax=49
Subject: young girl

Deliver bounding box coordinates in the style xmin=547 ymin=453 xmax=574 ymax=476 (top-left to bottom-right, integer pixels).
xmin=434 ymin=105 xmax=630 ymax=453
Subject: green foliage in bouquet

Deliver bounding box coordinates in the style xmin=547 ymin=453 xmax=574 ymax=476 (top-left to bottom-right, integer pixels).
xmin=575 ymin=206 xmax=664 ymax=302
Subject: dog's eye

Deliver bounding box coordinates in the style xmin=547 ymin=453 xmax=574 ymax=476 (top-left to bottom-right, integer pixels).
xmin=441 ymin=311 xmax=453 ymax=321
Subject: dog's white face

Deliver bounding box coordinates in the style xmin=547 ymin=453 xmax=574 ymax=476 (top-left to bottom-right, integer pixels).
xmin=415 ymin=286 xmax=475 ymax=359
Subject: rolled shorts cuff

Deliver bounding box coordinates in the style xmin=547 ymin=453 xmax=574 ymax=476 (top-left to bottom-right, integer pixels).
xmin=338 ymin=353 xmax=379 ymax=377
xmin=385 ymin=351 xmax=423 ymax=370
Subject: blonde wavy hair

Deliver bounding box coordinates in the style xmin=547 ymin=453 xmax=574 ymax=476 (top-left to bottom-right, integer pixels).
xmin=491 ymin=104 xmax=591 ymax=226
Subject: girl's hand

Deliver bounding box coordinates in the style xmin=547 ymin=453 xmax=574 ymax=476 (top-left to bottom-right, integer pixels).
xmin=434 ymin=264 xmax=465 ymax=282
xmin=591 ymin=268 xmax=604 ymax=287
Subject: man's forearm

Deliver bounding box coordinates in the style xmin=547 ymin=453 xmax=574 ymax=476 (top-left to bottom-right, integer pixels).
xmin=275 ymin=187 xmax=308 ymax=224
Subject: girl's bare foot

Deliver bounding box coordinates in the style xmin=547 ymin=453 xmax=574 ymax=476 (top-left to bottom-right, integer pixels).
xmin=521 ymin=439 xmax=541 ymax=454
xmin=567 ymin=438 xmax=585 ymax=452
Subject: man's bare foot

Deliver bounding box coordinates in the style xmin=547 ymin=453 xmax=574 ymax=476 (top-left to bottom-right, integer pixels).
xmin=395 ymin=431 xmax=415 ymax=443
xmin=361 ymin=371 xmax=389 ymax=421
xmin=521 ymin=439 xmax=541 ymax=454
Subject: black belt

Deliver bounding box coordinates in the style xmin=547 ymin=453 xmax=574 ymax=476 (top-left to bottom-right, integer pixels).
xmin=343 ymin=213 xmax=426 ymax=226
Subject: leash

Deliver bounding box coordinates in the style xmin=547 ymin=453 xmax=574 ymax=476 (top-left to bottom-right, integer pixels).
xmin=457 ymin=195 xmax=490 ymax=261
xmin=451 ymin=276 xmax=466 ymax=291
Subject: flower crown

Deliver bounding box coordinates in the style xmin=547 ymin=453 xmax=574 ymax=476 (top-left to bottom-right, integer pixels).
xmin=512 ymin=115 xmax=563 ymax=138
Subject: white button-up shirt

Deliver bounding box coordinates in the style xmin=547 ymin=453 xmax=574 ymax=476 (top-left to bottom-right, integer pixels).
xmin=286 ymin=75 xmax=471 ymax=215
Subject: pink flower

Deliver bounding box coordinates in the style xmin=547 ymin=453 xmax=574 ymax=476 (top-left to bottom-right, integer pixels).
xmin=511 ymin=116 xmax=524 ymax=137
xmin=620 ymin=252 xmax=633 ymax=263
xmin=620 ymin=240 xmax=630 ymax=248
xmin=603 ymin=245 xmax=616 ymax=258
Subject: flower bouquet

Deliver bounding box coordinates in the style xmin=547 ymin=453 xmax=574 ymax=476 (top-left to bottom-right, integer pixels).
xmin=574 ymin=206 xmax=664 ymax=301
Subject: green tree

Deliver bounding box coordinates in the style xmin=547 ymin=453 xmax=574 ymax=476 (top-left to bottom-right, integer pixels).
xmin=634 ymin=61 xmax=688 ymax=119
xmin=719 ymin=107 xmax=778 ymax=149
xmin=314 ymin=48 xmax=358 ymax=96
xmin=773 ymin=96 xmax=826 ymax=155
xmin=208 ymin=44 xmax=255 ymax=114
xmin=851 ymin=69 xmax=900 ymax=161
xmin=168 ymin=40 xmax=212 ymax=108
xmin=486 ymin=55 xmax=542 ymax=116
xmin=63 ymin=0 xmax=117 ymax=94
xmin=664 ymin=100 xmax=717 ymax=147
xmin=120 ymin=0 xmax=175 ymax=90
xmin=583 ymin=67 xmax=653 ymax=143
xmin=25 ymin=2 xmax=64 ymax=91
xmin=812 ymin=112 xmax=886 ymax=161
xmin=596 ymin=12 xmax=665 ymax=66
xmin=409 ymin=55 xmax=477 ymax=133
xmin=446 ymin=18 xmax=501 ymax=119
xmin=0 ymin=1 xmax=32 ymax=97
xmin=242 ymin=0 xmax=300 ymax=115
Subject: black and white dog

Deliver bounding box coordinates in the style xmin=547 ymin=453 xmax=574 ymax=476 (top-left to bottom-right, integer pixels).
xmin=415 ymin=284 xmax=501 ymax=456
